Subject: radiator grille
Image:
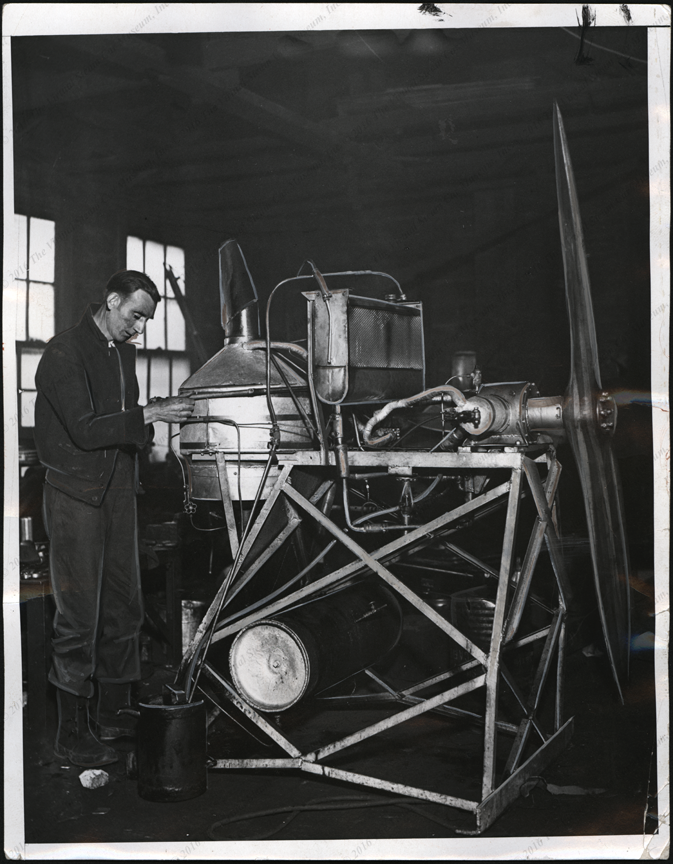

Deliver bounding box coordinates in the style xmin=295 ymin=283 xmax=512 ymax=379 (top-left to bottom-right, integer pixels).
xmin=348 ymin=303 xmax=424 ymax=371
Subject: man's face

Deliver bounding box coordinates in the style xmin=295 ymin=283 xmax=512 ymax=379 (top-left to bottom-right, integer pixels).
xmin=106 ymin=290 xmax=157 ymax=343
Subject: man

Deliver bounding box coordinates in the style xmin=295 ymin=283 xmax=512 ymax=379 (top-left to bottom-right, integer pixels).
xmin=34 ymin=270 xmax=195 ymax=768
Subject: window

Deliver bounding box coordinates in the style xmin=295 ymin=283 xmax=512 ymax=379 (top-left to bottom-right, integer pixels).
xmin=11 ymin=214 xmax=56 ymax=432
xmin=126 ymin=237 xmax=186 ymax=351
xmin=126 ymin=236 xmax=191 ymax=462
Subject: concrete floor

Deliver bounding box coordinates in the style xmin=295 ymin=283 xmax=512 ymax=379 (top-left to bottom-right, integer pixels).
xmin=20 ymin=598 xmax=659 ymax=854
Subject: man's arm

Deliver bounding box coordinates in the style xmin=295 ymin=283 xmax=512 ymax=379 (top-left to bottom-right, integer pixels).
xmin=143 ymin=397 xmax=195 ymax=425
xmin=37 ymin=343 xmax=194 ymax=450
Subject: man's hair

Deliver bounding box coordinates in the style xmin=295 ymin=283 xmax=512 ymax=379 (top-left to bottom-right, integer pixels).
xmin=105 ymin=270 xmax=161 ymax=305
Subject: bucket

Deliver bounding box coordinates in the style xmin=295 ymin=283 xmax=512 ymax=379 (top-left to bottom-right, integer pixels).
xmin=229 ymin=581 xmax=402 ymax=712
xmin=134 ymin=700 xmax=208 ymax=802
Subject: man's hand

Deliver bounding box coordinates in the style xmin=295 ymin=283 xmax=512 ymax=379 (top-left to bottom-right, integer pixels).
xmin=144 ymin=396 xmax=196 ymax=425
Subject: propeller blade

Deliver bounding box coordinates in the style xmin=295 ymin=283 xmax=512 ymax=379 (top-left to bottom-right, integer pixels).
xmin=554 ymin=103 xmax=602 ymax=395
xmin=563 ymin=417 xmax=632 ymax=701
xmin=554 ymin=103 xmax=631 ymax=702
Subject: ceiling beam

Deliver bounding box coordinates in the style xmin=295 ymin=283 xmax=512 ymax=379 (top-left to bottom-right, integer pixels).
xmin=55 ymin=35 xmax=360 ymax=161
xmin=326 ymin=78 xmax=647 ymax=140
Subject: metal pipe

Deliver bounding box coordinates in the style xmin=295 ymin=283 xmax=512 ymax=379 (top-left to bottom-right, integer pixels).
xmin=342 ymin=479 xmax=418 ymax=533
xmin=219 ymin=240 xmax=261 ymax=342
xmin=245 ymin=340 xmax=308 ymax=362
xmin=269 ymin=353 xmax=318 ymax=443
xmin=363 ymin=386 xmax=467 ymax=448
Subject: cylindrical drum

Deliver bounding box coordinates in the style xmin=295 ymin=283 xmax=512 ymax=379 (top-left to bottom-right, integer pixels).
xmin=229 ymin=581 xmax=403 ymax=712
xmin=136 ymin=701 xmax=207 ymax=802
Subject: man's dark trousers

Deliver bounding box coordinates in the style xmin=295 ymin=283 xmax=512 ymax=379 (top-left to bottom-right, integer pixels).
xmin=43 ymin=455 xmax=144 ymax=699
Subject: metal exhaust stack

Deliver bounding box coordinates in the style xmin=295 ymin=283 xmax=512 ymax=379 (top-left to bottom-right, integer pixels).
xmin=219 ymin=239 xmax=260 ymax=343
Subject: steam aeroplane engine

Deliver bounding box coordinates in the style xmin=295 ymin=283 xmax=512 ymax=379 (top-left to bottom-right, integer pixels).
xmin=173 ymin=105 xmax=630 ymax=833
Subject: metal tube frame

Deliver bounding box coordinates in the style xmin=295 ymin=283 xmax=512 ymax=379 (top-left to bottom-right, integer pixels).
xmin=190 ymin=447 xmax=571 ymax=834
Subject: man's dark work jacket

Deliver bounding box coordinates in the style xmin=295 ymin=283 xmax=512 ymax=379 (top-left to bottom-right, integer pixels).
xmin=35 ymin=304 xmax=151 ymax=506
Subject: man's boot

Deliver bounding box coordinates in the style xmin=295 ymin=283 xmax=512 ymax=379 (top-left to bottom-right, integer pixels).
xmin=54 ymin=689 xmax=118 ymax=767
xmin=94 ymin=682 xmax=137 ymax=740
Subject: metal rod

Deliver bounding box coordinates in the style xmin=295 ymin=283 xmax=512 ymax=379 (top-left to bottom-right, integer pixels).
xmin=392 ymin=562 xmax=476 ymax=577
xmin=270 ymin=352 xmax=318 ymax=443
xmin=176 ymin=463 xmax=293 ymax=679
xmin=215 ymin=452 xmax=240 ymax=558
xmin=211 ymin=479 xmax=512 ymax=646
xmin=523 ymin=457 xmax=573 ymax=610
xmin=185 ymin=443 xmax=280 ymax=699
xmin=402 ymin=659 xmax=482 ymax=697
xmin=401 ymin=694 xmax=519 ymax=734
xmin=212 ymin=759 xmax=302 ymax=769
xmin=305 ymin=303 xmax=328 ymax=464
xmin=226 ymin=464 xmax=294 ymax=593
xmin=472 ymin=718 xmax=574 ymax=834
xmin=342 ymin=478 xmax=413 ymax=533
xmin=504 ymin=458 xmax=562 ymax=642
xmin=556 ymin=618 xmax=566 ymax=732
xmin=362 ymin=672 xmax=518 ymax=733
xmin=482 ymin=466 xmax=522 ymax=800
xmin=499 ymin=662 xmax=548 ymax=744
xmin=281 ymin=483 xmax=490 ymax=664
xmin=275 ymin=450 xmax=525 ymax=469
xmin=441 ymin=541 xmax=500 ymax=579
xmin=308 ymin=674 xmax=486 ymax=762
xmin=401 ymin=628 xmax=550 ymax=705
xmin=300 ymin=763 xmax=479 ymax=813
xmin=221 ymin=517 xmax=303 ymax=607
xmin=503 ymin=610 xmax=563 ymax=776
xmin=203 ymin=663 xmax=302 ymax=757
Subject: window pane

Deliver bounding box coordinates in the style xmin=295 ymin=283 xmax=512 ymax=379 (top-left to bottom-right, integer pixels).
xmin=145 ymin=299 xmax=165 ymax=350
xmin=149 ymin=355 xmax=170 ymax=399
xmin=166 ymin=299 xmax=185 ymax=351
xmin=20 ymin=348 xmax=43 ymax=390
xmin=127 ymin=236 xmax=144 ymax=272
xmin=29 ymin=217 xmax=55 ymax=283
xmin=28 ymin=282 xmax=55 ymax=342
xmin=13 ymin=214 xmax=28 ymax=279
xmin=171 ymin=356 xmax=191 ymax=395
xmin=136 ymin=354 xmax=149 ymax=405
xmin=165 ymin=245 xmax=185 ymax=292
xmin=21 ymin=391 xmax=37 ymax=428
xmin=144 ymin=240 xmax=165 ymax=301
xmin=6 ymin=280 xmax=27 ymax=341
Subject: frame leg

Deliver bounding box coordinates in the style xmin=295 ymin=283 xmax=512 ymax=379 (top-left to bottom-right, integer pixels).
xmin=482 ymin=466 xmax=522 ymax=800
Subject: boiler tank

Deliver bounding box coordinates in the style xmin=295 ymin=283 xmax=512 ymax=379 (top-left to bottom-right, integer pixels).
xmin=179 ymin=240 xmax=316 ymax=501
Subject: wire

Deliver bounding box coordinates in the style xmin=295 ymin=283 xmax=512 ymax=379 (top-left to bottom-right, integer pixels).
xmin=207 ymin=794 xmax=464 ymax=841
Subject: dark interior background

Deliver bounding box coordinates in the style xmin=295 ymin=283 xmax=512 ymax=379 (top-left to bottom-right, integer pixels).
xmin=11 ymin=24 xmax=653 ymax=559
